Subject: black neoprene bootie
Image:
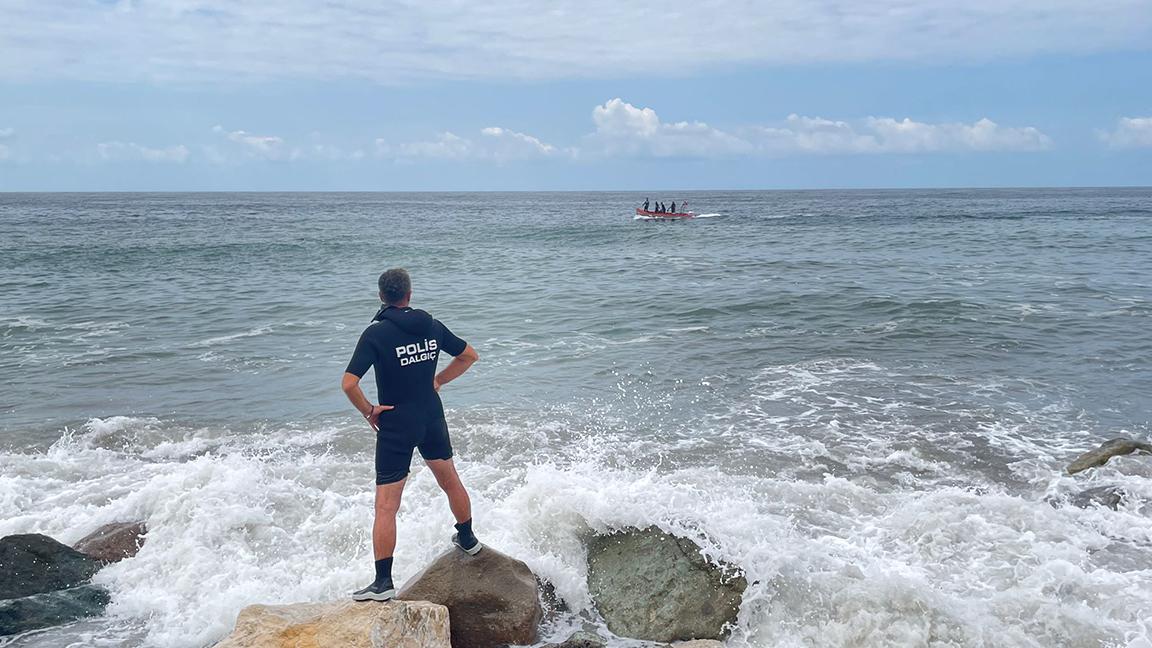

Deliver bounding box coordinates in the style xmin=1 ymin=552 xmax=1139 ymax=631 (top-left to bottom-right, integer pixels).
xmin=352 ymin=557 xmax=396 ymax=601
xmin=452 ymin=519 xmax=483 ymax=555
xmin=351 ymin=577 xmax=395 ymax=602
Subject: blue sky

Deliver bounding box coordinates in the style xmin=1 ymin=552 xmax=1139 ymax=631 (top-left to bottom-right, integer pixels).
xmin=1 ymin=0 xmax=1151 ymax=190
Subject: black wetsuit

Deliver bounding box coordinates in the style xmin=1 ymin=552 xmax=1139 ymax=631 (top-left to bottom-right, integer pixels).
xmin=346 ymin=306 xmax=468 ymax=484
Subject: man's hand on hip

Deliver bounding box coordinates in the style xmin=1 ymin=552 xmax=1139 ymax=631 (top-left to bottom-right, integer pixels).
xmin=367 ymin=404 xmax=394 ymax=431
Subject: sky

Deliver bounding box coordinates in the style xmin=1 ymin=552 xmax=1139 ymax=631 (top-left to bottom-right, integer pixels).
xmin=1 ymin=0 xmax=1151 ymax=190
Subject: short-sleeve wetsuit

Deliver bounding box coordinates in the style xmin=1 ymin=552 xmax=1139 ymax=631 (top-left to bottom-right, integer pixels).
xmin=346 ymin=305 xmax=468 ymax=484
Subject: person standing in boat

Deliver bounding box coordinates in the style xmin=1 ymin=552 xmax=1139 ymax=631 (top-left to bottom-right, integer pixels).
xmin=643 ymin=198 xmax=650 ymax=211
xmin=670 ymin=201 xmax=677 ymax=213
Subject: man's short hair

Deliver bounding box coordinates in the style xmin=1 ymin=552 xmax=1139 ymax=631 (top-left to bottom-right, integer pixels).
xmin=378 ymin=268 xmax=412 ymax=305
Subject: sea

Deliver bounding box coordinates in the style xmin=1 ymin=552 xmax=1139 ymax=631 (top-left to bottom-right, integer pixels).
xmin=1 ymin=189 xmax=1150 ymax=647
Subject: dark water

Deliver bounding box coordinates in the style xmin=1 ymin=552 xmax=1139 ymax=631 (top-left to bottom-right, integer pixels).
xmin=1 ymin=190 xmax=1150 ymax=647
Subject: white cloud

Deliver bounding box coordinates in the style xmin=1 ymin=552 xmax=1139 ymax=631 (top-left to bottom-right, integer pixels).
xmin=588 ymin=99 xmax=752 ymax=157
xmin=377 ymin=127 xmax=564 ymax=162
xmin=213 ymin=125 xmax=294 ymax=160
xmin=1099 ymin=117 xmax=1152 ymax=149
xmin=586 ymin=99 xmax=1051 ymax=157
xmin=377 ymin=132 xmax=474 ymax=160
xmin=479 ymin=127 xmax=559 ymax=159
xmin=0 ymin=128 xmax=13 ymax=138
xmin=96 ymin=141 xmax=190 ymax=162
xmin=0 ymin=1 xmax=1149 ymax=82
xmin=753 ymin=114 xmax=1051 ymax=154
xmin=863 ymin=117 xmax=1051 ymax=152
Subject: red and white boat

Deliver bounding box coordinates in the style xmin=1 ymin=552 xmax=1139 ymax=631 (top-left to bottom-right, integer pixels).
xmin=635 ymin=208 xmax=696 ymax=220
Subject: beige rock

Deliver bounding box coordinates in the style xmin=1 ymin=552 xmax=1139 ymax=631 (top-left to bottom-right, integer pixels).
xmin=213 ymin=599 xmax=450 ymax=648
xmin=672 ymin=641 xmax=725 ymax=648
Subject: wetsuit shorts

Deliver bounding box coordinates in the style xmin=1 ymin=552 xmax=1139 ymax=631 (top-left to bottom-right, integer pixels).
xmin=374 ymin=401 xmax=454 ymax=485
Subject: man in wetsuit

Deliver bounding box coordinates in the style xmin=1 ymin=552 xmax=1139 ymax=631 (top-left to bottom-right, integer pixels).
xmin=341 ymin=268 xmax=482 ymax=602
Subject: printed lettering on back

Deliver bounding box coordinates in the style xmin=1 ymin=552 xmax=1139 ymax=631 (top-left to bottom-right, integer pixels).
xmin=395 ymin=339 xmax=439 ymax=366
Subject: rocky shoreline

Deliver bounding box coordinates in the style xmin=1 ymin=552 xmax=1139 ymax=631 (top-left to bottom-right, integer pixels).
xmin=3 ymin=436 xmax=1147 ymax=646
xmin=213 ymin=528 xmax=744 ymax=647
xmin=1 ymin=522 xmax=744 ymax=647
xmin=0 ymin=522 xmax=146 ymax=637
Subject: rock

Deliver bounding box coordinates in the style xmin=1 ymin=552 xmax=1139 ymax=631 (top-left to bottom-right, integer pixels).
xmin=537 ymin=576 xmax=570 ymax=620
xmin=543 ymin=629 xmax=607 ymax=648
xmin=671 ymin=641 xmax=725 ymax=648
xmin=1067 ymin=438 xmax=1152 ymax=475
xmin=0 ymin=584 xmax=111 ymax=636
xmin=214 ymin=599 xmax=450 ymax=648
xmin=397 ymin=546 xmax=542 ymax=648
xmin=1070 ymin=486 xmax=1127 ymax=510
xmin=587 ymin=528 xmax=746 ymax=643
xmin=73 ymin=521 xmax=147 ymax=564
xmin=0 ymin=534 xmax=102 ymax=600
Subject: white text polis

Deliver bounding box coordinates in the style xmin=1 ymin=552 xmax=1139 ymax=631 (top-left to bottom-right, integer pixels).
xmin=396 ymin=339 xmax=438 ymax=366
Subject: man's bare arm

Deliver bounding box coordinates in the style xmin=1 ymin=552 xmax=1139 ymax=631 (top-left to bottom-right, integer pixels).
xmin=435 ymin=344 xmax=479 ymax=391
xmin=342 ymin=372 xmax=392 ymax=431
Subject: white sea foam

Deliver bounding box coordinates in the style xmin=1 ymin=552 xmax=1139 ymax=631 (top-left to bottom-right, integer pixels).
xmin=1 ymin=411 xmax=1150 ymax=648
xmin=188 ymin=326 xmax=276 ymax=349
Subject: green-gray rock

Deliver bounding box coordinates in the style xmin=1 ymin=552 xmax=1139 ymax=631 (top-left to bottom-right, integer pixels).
xmin=587 ymin=528 xmax=746 ymax=642
xmin=0 ymin=585 xmax=110 ymax=636
xmin=1067 ymin=438 xmax=1152 ymax=475
xmin=0 ymin=534 xmax=102 ymax=600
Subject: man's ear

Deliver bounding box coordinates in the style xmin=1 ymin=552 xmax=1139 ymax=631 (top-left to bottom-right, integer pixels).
xmin=379 ymin=291 xmax=386 ymax=303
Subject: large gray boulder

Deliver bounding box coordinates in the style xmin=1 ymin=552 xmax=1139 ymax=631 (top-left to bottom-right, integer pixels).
xmin=1067 ymin=438 xmax=1152 ymax=474
xmin=73 ymin=521 xmax=147 ymax=564
xmin=0 ymin=585 xmax=110 ymax=636
xmin=397 ymin=546 xmax=542 ymax=648
xmin=0 ymin=534 xmax=102 ymax=599
xmin=587 ymin=528 xmax=746 ymax=643
xmin=214 ymin=599 xmax=450 ymax=648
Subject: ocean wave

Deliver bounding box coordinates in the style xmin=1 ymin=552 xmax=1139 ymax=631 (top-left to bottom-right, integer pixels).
xmin=1 ymin=418 xmax=1150 ymax=647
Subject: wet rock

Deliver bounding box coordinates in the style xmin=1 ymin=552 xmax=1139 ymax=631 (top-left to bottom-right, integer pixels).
xmin=0 ymin=585 xmax=110 ymax=636
xmin=671 ymin=641 xmax=725 ymax=648
xmin=543 ymin=629 xmax=608 ymax=648
xmin=73 ymin=521 xmax=147 ymax=564
xmin=214 ymin=599 xmax=450 ymax=648
xmin=398 ymin=545 xmax=542 ymax=648
xmin=1070 ymin=486 xmax=1127 ymax=510
xmin=537 ymin=576 xmax=570 ymax=620
xmin=0 ymin=534 xmax=102 ymax=600
xmin=587 ymin=528 xmax=745 ymax=643
xmin=1067 ymin=438 xmax=1152 ymax=475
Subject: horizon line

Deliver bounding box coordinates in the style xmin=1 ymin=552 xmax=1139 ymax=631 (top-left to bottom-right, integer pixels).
xmin=2 ymin=185 xmax=1152 ymax=194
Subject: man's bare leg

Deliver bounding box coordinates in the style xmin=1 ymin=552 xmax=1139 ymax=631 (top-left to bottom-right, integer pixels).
xmin=353 ymin=479 xmax=406 ymax=601
xmin=373 ymin=479 xmax=407 ymax=559
xmin=425 ymin=459 xmax=471 ymax=523
xmin=425 ymin=458 xmax=482 ymax=554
